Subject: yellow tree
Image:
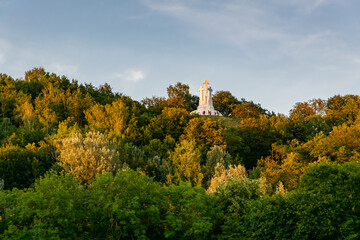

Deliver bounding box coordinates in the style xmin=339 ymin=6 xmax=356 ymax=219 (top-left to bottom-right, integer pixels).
xmin=169 ymin=140 xmax=203 ymax=186
xmin=0 ymin=74 xmax=17 ymax=119
xmin=207 ymin=163 xmax=247 ymax=193
xmin=180 ymin=117 xmax=226 ymax=157
xmin=232 ymin=102 xmax=264 ymax=119
xmin=66 ymin=89 xmax=94 ymax=126
xmin=258 ymin=147 xmax=309 ymax=192
xmin=303 ymin=123 xmax=360 ymax=162
xmin=35 ymin=83 xmax=66 ymax=133
xmin=58 ymin=131 xmax=122 ymax=184
xmin=14 ymin=93 xmax=37 ymax=130
xmin=85 ymin=99 xmax=138 ymax=143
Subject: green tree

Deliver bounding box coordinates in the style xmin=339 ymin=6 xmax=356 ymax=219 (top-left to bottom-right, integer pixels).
xmin=145 ymin=107 xmax=192 ymax=142
xmin=0 ymin=118 xmax=16 ymax=144
xmin=88 ymin=170 xmax=166 ymax=239
xmin=0 ymin=172 xmax=88 ymax=239
xmin=216 ymin=178 xmax=261 ymax=239
xmin=0 ymin=143 xmax=52 ymax=190
xmin=142 ymin=96 xmax=167 ymax=116
xmin=225 ymin=116 xmax=278 ymax=169
xmin=234 ymin=163 xmax=360 ymax=240
xmin=203 ymin=146 xmax=232 ymax=186
xmin=162 ymin=182 xmax=221 ymax=240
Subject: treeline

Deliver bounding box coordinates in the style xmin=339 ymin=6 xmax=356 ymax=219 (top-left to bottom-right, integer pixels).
xmin=1 ymin=68 xmax=360 ymax=239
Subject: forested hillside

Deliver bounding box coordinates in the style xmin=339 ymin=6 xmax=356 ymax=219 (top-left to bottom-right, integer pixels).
xmin=1 ymin=68 xmax=360 ymax=239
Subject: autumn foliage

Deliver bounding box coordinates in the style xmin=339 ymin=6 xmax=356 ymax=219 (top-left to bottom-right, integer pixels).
xmin=1 ymin=68 xmax=360 ymax=239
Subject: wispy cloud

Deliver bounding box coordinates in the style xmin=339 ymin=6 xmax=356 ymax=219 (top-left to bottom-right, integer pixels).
xmin=141 ymin=0 xmax=348 ymax=64
xmin=49 ymin=63 xmax=78 ymax=76
xmin=141 ymin=0 xmax=297 ymax=47
xmin=288 ymin=0 xmax=328 ymax=12
xmin=114 ymin=69 xmax=145 ymax=83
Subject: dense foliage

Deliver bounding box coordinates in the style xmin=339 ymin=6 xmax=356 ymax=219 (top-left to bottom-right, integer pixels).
xmin=1 ymin=68 xmax=360 ymax=239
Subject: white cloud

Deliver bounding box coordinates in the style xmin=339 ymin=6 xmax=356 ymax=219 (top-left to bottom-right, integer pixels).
xmin=115 ymin=69 xmax=145 ymax=83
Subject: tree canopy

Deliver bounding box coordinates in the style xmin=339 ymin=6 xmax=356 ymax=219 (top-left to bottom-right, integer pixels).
xmin=1 ymin=68 xmax=360 ymax=239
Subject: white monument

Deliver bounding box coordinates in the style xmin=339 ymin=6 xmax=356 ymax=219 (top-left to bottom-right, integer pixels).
xmin=191 ymin=80 xmax=222 ymax=116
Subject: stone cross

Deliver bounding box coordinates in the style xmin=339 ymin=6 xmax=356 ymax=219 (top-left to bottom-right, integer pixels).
xmin=198 ymin=86 xmax=204 ymax=105
xmin=203 ymin=80 xmax=210 ymax=105
xmin=208 ymin=86 xmax=212 ymax=99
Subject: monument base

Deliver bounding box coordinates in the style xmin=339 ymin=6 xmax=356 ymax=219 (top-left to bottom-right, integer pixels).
xmin=191 ymin=104 xmax=222 ymax=116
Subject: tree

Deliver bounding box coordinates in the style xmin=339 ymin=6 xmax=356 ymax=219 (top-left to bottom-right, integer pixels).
xmin=0 ymin=172 xmax=88 ymax=239
xmin=230 ymin=163 xmax=360 ymax=240
xmin=34 ymin=83 xmax=68 ymax=133
xmin=207 ymin=163 xmax=247 ymax=193
xmin=58 ymin=132 xmax=123 ymax=184
xmin=166 ymin=82 xmax=198 ymax=111
xmin=326 ymin=94 xmax=360 ymax=126
xmin=0 ymin=118 xmax=15 ymax=144
xmin=141 ymin=96 xmax=167 ymax=116
xmin=0 ymin=143 xmax=52 ymax=190
xmin=180 ymin=117 xmax=226 ymax=158
xmin=303 ymin=123 xmax=360 ymax=162
xmin=66 ymin=89 xmax=94 ymax=127
xmin=14 ymin=94 xmax=36 ymax=130
xmin=212 ymin=91 xmax=240 ymax=116
xmin=169 ymin=140 xmax=203 ymax=186
xmin=225 ymin=116 xmax=279 ymax=169
xmin=0 ymin=74 xmax=17 ymax=120
xmin=258 ymin=151 xmax=308 ymax=192
xmin=232 ymin=102 xmax=265 ymax=119
xmin=162 ymin=182 xmax=221 ymax=240
xmin=88 ymin=170 xmax=166 ymax=239
xmin=145 ymin=107 xmax=192 ymax=142
xmin=289 ymin=163 xmax=360 ymax=239
xmin=85 ymin=99 xmax=140 ymax=143
xmin=203 ymin=145 xmax=232 ymax=184
xmin=216 ymin=178 xmax=261 ymax=239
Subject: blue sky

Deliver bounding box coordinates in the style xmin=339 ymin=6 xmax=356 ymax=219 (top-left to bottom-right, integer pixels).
xmin=1 ymin=0 xmax=360 ymax=114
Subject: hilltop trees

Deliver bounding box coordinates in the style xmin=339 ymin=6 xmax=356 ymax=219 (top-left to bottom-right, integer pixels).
xmin=213 ymin=90 xmax=239 ymax=116
xmin=3 ymin=68 xmax=360 ymax=239
xmin=166 ymin=82 xmax=198 ymax=112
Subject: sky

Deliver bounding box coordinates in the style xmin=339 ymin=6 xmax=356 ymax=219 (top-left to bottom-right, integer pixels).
xmin=1 ymin=0 xmax=360 ymax=114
